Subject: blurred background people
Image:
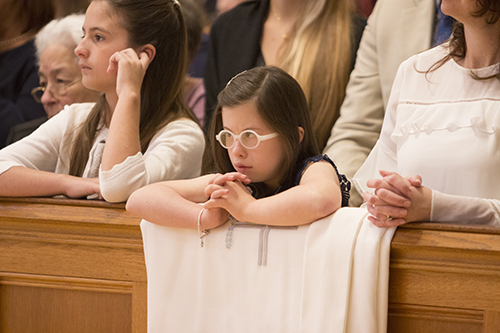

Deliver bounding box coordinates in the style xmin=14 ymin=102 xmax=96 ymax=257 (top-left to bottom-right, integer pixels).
xmin=323 ymin=0 xmax=452 ymax=206
xmin=357 ymin=0 xmax=377 ymax=18
xmin=182 ymin=0 xmax=208 ymax=126
xmin=187 ymin=1 xmax=210 ymax=79
xmin=216 ymin=0 xmax=250 ymax=14
xmin=204 ymin=0 xmax=366 ymax=150
xmin=53 ymin=0 xmax=89 ymax=18
xmin=0 ymin=0 xmax=55 ymax=148
xmin=7 ymin=14 xmax=102 ymax=144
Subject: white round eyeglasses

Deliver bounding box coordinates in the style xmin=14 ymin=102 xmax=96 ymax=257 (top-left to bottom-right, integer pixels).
xmin=216 ymin=129 xmax=279 ymax=149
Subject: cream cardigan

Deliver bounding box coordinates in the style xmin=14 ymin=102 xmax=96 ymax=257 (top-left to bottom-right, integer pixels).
xmin=0 ymin=103 xmax=205 ymax=202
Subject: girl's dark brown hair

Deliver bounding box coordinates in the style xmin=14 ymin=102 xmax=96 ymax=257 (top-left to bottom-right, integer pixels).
xmin=69 ymin=0 xmax=197 ymax=176
xmin=208 ymin=66 xmax=319 ymax=196
xmin=428 ymin=0 xmax=500 ymax=80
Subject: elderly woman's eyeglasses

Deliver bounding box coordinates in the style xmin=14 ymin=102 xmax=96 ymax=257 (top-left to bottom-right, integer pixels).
xmin=216 ymin=129 xmax=279 ymax=149
xmin=31 ymin=79 xmax=81 ymax=103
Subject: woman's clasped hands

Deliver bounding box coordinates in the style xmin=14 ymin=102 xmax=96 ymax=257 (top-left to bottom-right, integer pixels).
xmin=363 ymin=170 xmax=432 ymax=227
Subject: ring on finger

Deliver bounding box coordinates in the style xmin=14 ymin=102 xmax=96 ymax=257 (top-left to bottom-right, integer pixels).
xmin=386 ymin=215 xmax=393 ymax=221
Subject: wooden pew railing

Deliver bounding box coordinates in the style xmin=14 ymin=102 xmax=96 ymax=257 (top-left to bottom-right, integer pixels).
xmin=0 ymin=197 xmax=145 ymax=333
xmin=1 ymin=197 xmax=499 ymax=332
xmin=388 ymin=222 xmax=500 ymax=333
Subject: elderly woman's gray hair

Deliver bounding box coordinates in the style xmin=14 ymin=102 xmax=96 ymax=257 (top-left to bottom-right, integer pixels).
xmin=35 ymin=14 xmax=85 ymax=63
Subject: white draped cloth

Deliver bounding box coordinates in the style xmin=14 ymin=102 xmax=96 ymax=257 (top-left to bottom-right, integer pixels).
xmin=141 ymin=207 xmax=394 ymax=332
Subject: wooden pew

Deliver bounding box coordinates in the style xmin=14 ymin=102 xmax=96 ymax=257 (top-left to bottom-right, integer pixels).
xmin=388 ymin=222 xmax=500 ymax=333
xmin=0 ymin=197 xmax=145 ymax=333
xmin=1 ymin=197 xmax=499 ymax=332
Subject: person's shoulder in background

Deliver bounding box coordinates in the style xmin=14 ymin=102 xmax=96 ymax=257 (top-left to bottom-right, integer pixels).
xmin=5 ymin=116 xmax=48 ymax=146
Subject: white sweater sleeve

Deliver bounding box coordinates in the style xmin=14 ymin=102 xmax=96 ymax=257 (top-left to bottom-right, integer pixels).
xmin=431 ymin=190 xmax=500 ymax=227
xmin=99 ymin=119 xmax=205 ymax=203
xmin=0 ymin=105 xmax=86 ymax=175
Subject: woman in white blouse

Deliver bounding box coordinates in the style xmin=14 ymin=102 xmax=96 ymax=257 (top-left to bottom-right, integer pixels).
xmin=357 ymin=0 xmax=500 ymax=227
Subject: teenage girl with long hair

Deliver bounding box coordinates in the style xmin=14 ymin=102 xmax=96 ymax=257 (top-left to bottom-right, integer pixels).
xmin=0 ymin=0 xmax=205 ymax=202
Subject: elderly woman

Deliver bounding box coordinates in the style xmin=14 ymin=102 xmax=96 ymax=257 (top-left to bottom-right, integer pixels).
xmin=7 ymin=14 xmax=100 ymax=144
xmin=357 ymin=0 xmax=500 ymax=227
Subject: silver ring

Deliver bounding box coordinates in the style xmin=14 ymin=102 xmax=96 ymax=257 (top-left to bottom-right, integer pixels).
xmin=386 ymin=215 xmax=393 ymax=221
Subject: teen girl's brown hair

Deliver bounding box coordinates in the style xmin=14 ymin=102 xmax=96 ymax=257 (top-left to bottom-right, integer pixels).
xmin=69 ymin=0 xmax=196 ymax=176
xmin=209 ymin=66 xmax=319 ymax=196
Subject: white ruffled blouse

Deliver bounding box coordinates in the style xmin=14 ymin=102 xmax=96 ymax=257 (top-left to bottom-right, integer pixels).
xmin=354 ymin=45 xmax=500 ymax=226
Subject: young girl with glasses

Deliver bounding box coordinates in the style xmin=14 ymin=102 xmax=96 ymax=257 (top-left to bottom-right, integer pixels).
xmin=0 ymin=0 xmax=205 ymax=202
xmin=127 ymin=66 xmax=350 ymax=230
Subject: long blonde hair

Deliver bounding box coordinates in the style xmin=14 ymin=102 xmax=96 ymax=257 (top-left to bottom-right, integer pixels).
xmin=278 ymin=0 xmax=354 ymax=149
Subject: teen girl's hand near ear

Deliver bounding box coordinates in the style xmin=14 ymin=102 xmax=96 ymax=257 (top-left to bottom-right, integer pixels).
xmin=108 ymin=48 xmax=150 ymax=100
xmin=100 ymin=47 xmax=153 ymax=172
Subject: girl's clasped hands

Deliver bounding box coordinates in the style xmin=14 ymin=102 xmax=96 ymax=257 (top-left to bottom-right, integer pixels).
xmin=204 ymin=172 xmax=253 ymax=222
